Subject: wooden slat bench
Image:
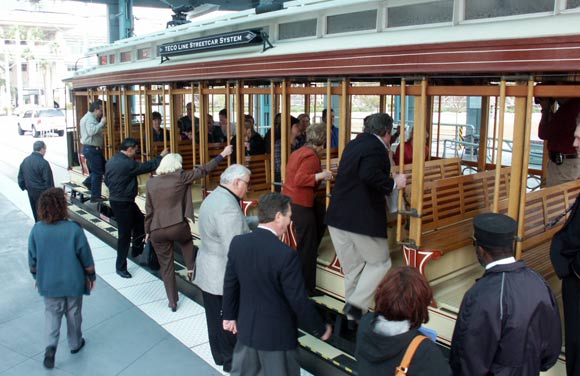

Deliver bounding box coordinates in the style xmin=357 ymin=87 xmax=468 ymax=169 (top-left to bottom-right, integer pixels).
xmin=508 ymin=179 xmax=580 ymax=280
xmin=394 ymin=157 xmax=462 ymax=187
xmin=403 ymin=167 xmax=511 ymax=275
xmin=244 ymin=154 xmax=272 ymax=193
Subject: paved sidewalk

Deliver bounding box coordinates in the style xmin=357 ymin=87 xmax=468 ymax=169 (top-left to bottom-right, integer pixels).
xmin=0 ymin=190 xmax=221 ymax=376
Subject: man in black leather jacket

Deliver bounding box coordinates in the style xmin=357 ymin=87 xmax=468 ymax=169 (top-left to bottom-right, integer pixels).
xmin=104 ymin=138 xmax=167 ymax=278
xmin=18 ymin=141 xmax=54 ymax=221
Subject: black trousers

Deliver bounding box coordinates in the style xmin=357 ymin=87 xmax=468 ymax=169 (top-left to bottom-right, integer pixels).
xmin=563 ymin=276 xmax=580 ymax=376
xmin=202 ymin=291 xmax=236 ymax=370
xmin=110 ymin=200 xmax=144 ymax=272
xmin=291 ymin=200 xmax=326 ymax=294
xmin=27 ymin=188 xmax=44 ymax=222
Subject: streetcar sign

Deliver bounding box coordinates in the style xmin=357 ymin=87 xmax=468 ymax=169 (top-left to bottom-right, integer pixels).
xmin=159 ymin=29 xmax=266 ymax=59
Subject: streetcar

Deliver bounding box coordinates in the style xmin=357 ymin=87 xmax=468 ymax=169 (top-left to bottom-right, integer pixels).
xmin=62 ymin=1 xmax=580 ymax=374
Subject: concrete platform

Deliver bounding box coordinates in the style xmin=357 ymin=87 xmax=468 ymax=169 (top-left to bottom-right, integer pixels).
xmin=0 ymin=190 xmax=225 ymax=375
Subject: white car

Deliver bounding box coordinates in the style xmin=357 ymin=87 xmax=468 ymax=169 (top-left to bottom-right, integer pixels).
xmin=18 ymin=108 xmax=66 ymax=137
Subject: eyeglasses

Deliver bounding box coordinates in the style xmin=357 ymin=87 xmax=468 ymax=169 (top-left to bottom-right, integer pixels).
xmin=239 ymin=178 xmax=251 ymax=187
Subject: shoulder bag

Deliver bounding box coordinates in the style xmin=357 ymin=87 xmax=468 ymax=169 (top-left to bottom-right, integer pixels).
xmin=395 ymin=335 xmax=427 ymax=375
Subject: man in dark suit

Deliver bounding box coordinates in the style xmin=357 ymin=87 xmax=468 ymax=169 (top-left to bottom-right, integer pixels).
xmin=222 ymin=193 xmax=332 ymax=376
xmin=325 ymin=113 xmax=407 ymax=321
xmin=18 ymin=141 xmax=54 ymax=222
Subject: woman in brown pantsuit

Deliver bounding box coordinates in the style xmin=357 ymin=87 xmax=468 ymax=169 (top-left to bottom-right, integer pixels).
xmin=144 ymin=146 xmax=232 ymax=311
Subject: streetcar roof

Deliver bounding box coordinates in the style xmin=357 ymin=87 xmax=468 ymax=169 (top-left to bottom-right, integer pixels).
xmin=66 ymin=0 xmax=580 ymax=86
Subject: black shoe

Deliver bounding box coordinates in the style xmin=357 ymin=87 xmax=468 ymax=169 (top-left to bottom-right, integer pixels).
xmin=223 ymin=364 xmax=232 ymax=373
xmin=343 ymin=303 xmax=363 ymax=321
xmin=347 ymin=319 xmax=358 ymax=331
xmin=43 ymin=346 xmax=56 ymax=369
xmin=71 ymin=338 xmax=85 ymax=354
xmin=116 ymin=270 xmax=132 ymax=278
xmin=308 ymin=289 xmax=325 ymax=297
xmin=82 ymin=179 xmax=91 ymax=190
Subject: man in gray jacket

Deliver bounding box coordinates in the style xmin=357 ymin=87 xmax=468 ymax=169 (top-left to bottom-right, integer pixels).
xmin=80 ymin=99 xmax=107 ymax=202
xmin=195 ymin=164 xmax=257 ymax=373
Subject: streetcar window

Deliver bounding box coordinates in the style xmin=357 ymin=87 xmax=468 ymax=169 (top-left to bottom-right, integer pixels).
xmin=137 ymin=48 xmax=151 ymax=60
xmin=465 ymin=0 xmax=553 ymax=20
xmin=387 ymin=1 xmax=453 ymax=28
xmin=120 ymin=51 xmax=132 ymax=63
xmin=279 ymin=19 xmax=317 ymax=40
xmin=327 ymin=10 xmax=377 ymax=34
xmin=568 ymin=0 xmax=580 ymax=9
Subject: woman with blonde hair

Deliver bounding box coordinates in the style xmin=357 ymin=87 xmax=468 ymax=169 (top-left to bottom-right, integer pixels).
xmin=145 ymin=145 xmax=232 ymax=311
xmin=282 ymin=122 xmax=332 ymax=295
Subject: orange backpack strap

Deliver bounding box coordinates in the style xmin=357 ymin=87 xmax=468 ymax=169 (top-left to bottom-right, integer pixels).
xmin=395 ymin=335 xmax=428 ymax=375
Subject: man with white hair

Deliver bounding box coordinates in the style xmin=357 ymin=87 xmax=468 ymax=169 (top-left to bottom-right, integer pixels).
xmin=195 ymin=164 xmax=258 ymax=373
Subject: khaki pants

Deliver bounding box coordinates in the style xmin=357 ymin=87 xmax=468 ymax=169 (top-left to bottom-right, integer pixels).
xmin=546 ymin=158 xmax=580 ymax=187
xmin=328 ymin=226 xmax=391 ymax=313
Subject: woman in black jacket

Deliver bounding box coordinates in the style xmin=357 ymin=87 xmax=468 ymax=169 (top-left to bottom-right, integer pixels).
xmin=355 ymin=266 xmax=451 ymax=376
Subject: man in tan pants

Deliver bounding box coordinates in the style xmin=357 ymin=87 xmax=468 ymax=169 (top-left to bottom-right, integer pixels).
xmin=325 ymin=113 xmax=406 ymax=321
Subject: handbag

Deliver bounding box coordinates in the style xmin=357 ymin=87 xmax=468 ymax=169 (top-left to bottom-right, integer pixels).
xmin=395 ymin=335 xmax=427 ymax=375
xmin=142 ymin=240 xmax=160 ymax=271
xmin=387 ymin=189 xmax=399 ymax=213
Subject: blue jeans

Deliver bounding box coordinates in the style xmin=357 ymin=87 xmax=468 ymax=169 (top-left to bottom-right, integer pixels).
xmin=82 ymin=145 xmax=105 ymax=199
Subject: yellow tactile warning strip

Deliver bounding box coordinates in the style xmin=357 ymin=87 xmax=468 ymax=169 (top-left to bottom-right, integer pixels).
xmin=311 ymin=295 xmax=346 ymax=314
xmin=298 ymin=330 xmax=356 ymax=374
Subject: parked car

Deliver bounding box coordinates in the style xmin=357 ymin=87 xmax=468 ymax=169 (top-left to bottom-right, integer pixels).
xmin=18 ymin=108 xmax=66 ymax=137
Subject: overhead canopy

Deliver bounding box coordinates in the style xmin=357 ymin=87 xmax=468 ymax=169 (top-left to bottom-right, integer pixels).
xmin=67 ymin=0 xmax=277 ymax=10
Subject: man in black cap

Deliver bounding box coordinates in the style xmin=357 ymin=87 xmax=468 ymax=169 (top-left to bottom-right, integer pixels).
xmin=449 ymin=213 xmax=561 ymax=375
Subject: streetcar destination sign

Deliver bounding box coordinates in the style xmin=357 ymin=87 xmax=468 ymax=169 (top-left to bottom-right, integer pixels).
xmin=159 ymin=29 xmax=264 ymax=58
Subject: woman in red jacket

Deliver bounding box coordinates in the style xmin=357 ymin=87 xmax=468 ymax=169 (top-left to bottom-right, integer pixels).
xmin=282 ymin=122 xmax=332 ymax=296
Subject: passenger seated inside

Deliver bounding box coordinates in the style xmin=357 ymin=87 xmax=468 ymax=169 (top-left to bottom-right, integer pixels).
xmin=231 ymin=115 xmax=266 ymax=163
xmin=393 ymin=128 xmax=429 ymax=165
xmin=178 ymin=102 xmax=200 ymax=141
xmin=216 ymin=108 xmax=234 ymax=142
xmin=151 ymin=111 xmax=169 ymax=142
xmin=290 ymin=116 xmax=305 ymax=151
xmin=298 ymin=113 xmax=310 ymax=135
xmin=322 ymin=108 xmax=339 ymax=148
xmin=206 ymin=113 xmax=224 ymax=143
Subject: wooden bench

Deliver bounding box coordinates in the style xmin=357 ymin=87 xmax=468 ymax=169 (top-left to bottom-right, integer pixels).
xmin=507 ymin=179 xmax=580 ymax=280
xmin=403 ymin=168 xmax=511 ymax=275
xmin=244 ymin=154 xmax=272 ymax=193
xmin=151 ymin=141 xmax=204 ymax=171
xmin=394 ymin=157 xmax=462 ymax=187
